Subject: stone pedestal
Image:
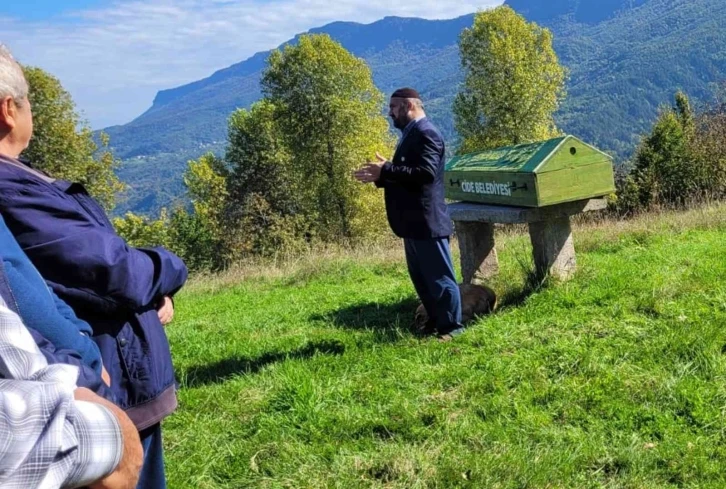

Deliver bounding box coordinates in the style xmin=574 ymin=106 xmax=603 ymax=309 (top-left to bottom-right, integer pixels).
xmin=528 ymin=216 xmax=576 ymax=280
xmin=449 ymin=199 xmax=606 ymax=282
xmin=455 ymin=221 xmax=498 ymax=284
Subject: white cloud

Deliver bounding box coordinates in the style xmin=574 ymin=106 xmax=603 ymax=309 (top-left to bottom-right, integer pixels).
xmin=1 ymin=0 xmax=502 ymax=129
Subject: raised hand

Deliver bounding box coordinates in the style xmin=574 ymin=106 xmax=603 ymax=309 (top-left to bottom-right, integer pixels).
xmin=354 ymin=153 xmax=388 ymax=183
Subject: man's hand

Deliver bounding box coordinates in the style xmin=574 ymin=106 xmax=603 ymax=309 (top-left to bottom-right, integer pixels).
xmin=354 ymin=152 xmax=387 ymax=184
xmin=156 ymin=296 xmax=174 ymax=326
xmin=74 ymin=388 xmax=143 ymax=489
xmin=101 ymin=366 xmax=111 ymax=387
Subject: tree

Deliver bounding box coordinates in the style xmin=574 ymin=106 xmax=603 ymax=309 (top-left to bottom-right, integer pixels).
xmin=21 ymin=67 xmax=125 ymax=211
xmin=224 ymin=101 xmax=311 ymax=255
xmin=180 ymin=153 xmax=230 ymax=268
xmin=226 ymin=100 xmax=298 ymax=218
xmin=690 ymin=85 xmax=726 ymax=201
xmin=113 ymin=153 xmax=228 ymax=271
xmin=454 ymin=6 xmax=567 ymax=153
xmin=113 ymin=209 xmax=172 ymax=249
xmin=166 ymin=207 xmax=220 ymax=272
xmin=614 ymin=87 xmax=726 ymax=215
xmin=184 ymin=153 xmax=228 ymax=223
xmin=122 ymin=36 xmax=399 ymax=268
xmin=628 ymin=91 xmax=699 ymax=209
xmin=261 ymin=34 xmax=394 ymax=241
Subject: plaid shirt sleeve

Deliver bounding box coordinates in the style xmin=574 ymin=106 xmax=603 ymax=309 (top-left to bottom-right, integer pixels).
xmin=0 ymin=299 xmax=123 ymax=489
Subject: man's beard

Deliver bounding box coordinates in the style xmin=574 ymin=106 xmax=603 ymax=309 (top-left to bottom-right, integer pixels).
xmin=391 ymin=114 xmax=408 ymax=130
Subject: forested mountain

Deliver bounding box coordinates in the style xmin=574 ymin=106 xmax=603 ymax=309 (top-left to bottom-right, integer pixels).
xmin=103 ymin=0 xmax=726 ymax=214
xmin=506 ymin=0 xmax=650 ymax=23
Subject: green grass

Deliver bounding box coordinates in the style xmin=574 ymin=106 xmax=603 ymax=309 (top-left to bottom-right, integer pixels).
xmin=164 ymin=205 xmax=726 ymax=488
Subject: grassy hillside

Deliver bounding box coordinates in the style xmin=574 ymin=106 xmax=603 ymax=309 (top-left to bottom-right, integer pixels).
xmin=163 ymin=204 xmax=726 ymax=488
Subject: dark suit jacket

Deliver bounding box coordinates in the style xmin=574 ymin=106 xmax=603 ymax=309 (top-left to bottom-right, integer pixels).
xmin=376 ymin=117 xmax=453 ymax=239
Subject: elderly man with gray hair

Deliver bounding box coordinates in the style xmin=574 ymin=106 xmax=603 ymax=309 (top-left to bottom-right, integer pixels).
xmin=0 ymin=43 xmax=189 ymax=488
xmin=0 ymin=43 xmax=144 ymax=489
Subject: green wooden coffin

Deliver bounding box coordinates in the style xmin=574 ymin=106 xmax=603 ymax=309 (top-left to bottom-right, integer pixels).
xmin=445 ymin=135 xmax=615 ymax=207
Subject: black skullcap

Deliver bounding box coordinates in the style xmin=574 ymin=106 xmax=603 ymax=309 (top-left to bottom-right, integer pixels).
xmin=391 ymin=87 xmax=421 ymax=100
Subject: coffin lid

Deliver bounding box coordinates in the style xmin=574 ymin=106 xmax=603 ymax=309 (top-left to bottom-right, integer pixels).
xmin=445 ymin=135 xmax=612 ymax=174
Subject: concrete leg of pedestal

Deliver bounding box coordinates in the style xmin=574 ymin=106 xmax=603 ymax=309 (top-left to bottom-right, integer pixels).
xmin=455 ymin=221 xmax=499 ymax=284
xmin=528 ymin=217 xmax=576 ymax=280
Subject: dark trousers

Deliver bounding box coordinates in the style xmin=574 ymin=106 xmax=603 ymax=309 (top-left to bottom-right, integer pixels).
xmin=404 ymin=237 xmax=462 ymax=333
xmin=137 ymin=423 xmax=166 ymax=489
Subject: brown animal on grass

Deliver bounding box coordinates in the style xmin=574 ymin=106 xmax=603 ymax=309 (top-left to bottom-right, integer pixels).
xmin=414 ymin=283 xmax=497 ymax=328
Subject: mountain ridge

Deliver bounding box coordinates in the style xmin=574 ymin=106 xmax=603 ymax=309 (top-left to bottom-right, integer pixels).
xmin=104 ymin=0 xmax=726 ymax=215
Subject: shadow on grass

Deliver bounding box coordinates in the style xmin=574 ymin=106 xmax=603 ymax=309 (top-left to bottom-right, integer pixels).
xmin=180 ymin=339 xmax=345 ymax=387
xmin=496 ymin=269 xmax=551 ymax=310
xmin=310 ymin=298 xmax=421 ymax=341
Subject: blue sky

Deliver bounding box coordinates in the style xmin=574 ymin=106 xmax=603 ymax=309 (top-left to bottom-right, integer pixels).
xmin=2 ymin=0 xmax=502 ymax=129
xmin=2 ymin=0 xmax=108 ymax=20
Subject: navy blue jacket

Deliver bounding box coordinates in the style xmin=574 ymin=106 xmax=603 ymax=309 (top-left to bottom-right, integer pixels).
xmin=0 ymin=255 xmax=110 ymax=399
xmin=0 ymin=214 xmax=103 ymax=373
xmin=376 ymin=118 xmax=454 ymax=239
xmin=0 ymin=158 xmax=188 ymax=430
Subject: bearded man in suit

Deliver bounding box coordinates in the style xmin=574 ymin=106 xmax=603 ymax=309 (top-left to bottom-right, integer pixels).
xmin=355 ymin=88 xmax=463 ymax=341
